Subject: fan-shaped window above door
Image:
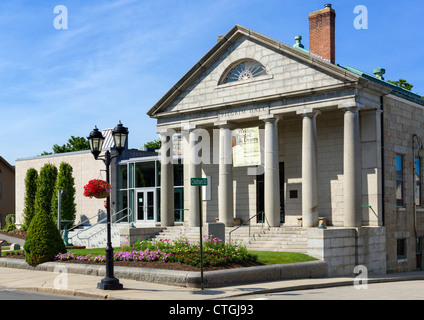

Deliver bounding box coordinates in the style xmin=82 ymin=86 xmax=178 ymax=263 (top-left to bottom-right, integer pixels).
xmin=219 ymin=59 xmax=268 ymax=85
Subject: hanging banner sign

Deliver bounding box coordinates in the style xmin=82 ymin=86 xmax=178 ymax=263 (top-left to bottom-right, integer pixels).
xmin=231 ymin=127 xmax=261 ymax=167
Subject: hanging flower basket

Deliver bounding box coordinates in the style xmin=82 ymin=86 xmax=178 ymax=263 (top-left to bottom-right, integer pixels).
xmin=83 ymin=179 xmax=112 ymax=199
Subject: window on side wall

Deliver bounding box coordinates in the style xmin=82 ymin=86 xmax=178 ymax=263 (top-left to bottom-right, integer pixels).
xmin=396 ymin=154 xmax=404 ymax=207
xmin=397 ymin=238 xmax=407 ymax=260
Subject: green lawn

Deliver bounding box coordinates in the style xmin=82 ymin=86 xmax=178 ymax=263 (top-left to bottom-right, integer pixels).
xmin=249 ymin=251 xmax=317 ymax=264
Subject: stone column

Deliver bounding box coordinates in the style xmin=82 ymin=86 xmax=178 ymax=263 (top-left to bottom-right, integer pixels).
xmin=217 ymin=122 xmax=234 ymax=227
xmin=159 ymin=129 xmax=175 ymax=227
xmin=261 ymin=115 xmax=281 ymax=227
xmin=188 ymin=127 xmax=201 ymax=227
xmin=298 ymin=109 xmax=320 ymax=227
xmin=341 ymin=103 xmax=363 ymax=227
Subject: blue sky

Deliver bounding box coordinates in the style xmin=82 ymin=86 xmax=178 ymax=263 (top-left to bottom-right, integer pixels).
xmin=1 ymin=0 xmax=423 ymax=165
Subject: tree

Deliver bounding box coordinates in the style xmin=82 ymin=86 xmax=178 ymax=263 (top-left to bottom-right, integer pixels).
xmin=22 ymin=168 xmax=38 ymax=230
xmin=41 ymin=136 xmax=90 ymax=155
xmin=51 ymin=162 xmax=76 ymax=228
xmin=24 ymin=204 xmax=66 ymax=264
xmin=24 ymin=162 xmax=65 ymax=264
xmin=144 ymin=138 xmax=161 ymax=150
xmin=388 ymin=78 xmax=424 ymax=100
xmin=34 ymin=163 xmax=58 ymax=217
xmin=388 ymin=79 xmax=414 ymax=91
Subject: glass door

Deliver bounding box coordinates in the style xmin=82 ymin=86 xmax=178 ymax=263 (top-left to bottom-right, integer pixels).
xmin=136 ymin=189 xmax=156 ymax=224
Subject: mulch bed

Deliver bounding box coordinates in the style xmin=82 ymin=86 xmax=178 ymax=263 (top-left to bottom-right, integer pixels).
xmin=53 ymin=258 xmax=264 ymax=272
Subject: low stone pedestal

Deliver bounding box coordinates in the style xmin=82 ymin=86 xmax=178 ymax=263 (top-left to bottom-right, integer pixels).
xmin=204 ymin=222 xmax=225 ymax=244
xmin=307 ymin=226 xmax=386 ymax=277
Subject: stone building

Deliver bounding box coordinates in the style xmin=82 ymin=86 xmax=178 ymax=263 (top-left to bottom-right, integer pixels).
xmin=147 ymin=5 xmax=424 ymax=275
xmin=0 ymin=156 xmax=15 ymax=227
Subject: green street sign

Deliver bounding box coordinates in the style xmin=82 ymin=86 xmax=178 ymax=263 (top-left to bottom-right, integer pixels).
xmin=191 ymin=178 xmax=208 ymax=186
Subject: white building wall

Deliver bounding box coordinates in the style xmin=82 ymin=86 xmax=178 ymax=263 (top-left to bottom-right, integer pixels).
xmin=15 ymin=151 xmax=111 ymax=226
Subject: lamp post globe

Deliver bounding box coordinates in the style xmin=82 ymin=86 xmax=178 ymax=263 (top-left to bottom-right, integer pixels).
xmin=87 ymin=126 xmax=105 ymax=159
xmin=112 ymin=121 xmax=129 ymax=155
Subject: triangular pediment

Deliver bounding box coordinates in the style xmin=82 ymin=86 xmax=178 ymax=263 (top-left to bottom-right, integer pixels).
xmin=147 ymin=25 xmax=361 ymax=118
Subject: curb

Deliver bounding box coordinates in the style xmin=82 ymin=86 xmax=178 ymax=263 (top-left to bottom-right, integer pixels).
xmin=0 ymin=258 xmax=328 ymax=288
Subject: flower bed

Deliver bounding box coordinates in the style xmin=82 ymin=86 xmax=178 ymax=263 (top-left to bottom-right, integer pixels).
xmin=54 ymin=234 xmax=257 ymax=268
xmin=55 ymin=249 xmax=171 ymax=263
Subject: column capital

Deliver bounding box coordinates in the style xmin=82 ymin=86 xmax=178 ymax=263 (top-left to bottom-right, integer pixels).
xmin=180 ymin=122 xmax=198 ymax=132
xmin=296 ymin=108 xmax=321 ymax=118
xmin=259 ymin=114 xmax=283 ymax=123
xmin=339 ymin=102 xmax=364 ymax=111
xmin=214 ymin=120 xmax=234 ymax=129
xmin=157 ymin=127 xmax=176 ymax=135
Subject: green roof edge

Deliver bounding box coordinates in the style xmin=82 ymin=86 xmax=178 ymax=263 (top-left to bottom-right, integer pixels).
xmin=343 ymin=65 xmax=424 ymax=106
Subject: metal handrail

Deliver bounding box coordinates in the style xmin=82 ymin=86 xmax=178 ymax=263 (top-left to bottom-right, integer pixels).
xmin=68 ymin=207 xmax=132 ymax=245
xmin=228 ymin=211 xmax=269 ymax=243
xmin=67 ymin=210 xmax=105 ymax=234
xmin=112 ymin=207 xmax=133 ymax=227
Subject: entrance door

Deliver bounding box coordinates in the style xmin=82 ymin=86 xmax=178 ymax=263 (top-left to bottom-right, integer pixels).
xmin=256 ymin=162 xmax=285 ymax=223
xmin=136 ymin=189 xmax=155 ymax=224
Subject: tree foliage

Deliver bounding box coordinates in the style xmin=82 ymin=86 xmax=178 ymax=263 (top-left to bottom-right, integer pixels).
xmin=24 ymin=163 xmax=66 ymax=264
xmin=24 ymin=205 xmax=66 ymax=264
xmin=144 ymin=138 xmax=161 ymax=150
xmin=41 ymin=136 xmax=90 ymax=155
xmin=22 ymin=168 xmax=38 ymax=230
xmin=34 ymin=163 xmax=58 ymax=217
xmin=388 ymin=78 xmax=414 ymax=91
xmin=51 ymin=162 xmax=76 ymax=228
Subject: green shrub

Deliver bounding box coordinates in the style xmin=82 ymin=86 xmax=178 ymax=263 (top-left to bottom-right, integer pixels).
xmin=34 ymin=163 xmax=57 ymax=216
xmin=51 ymin=162 xmax=76 ymax=228
xmin=22 ymin=168 xmax=38 ymax=229
xmin=24 ymin=206 xmax=66 ymax=265
xmin=3 ymin=214 xmax=16 ymax=232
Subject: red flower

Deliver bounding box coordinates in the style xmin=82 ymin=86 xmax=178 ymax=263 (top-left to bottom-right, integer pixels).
xmin=83 ymin=179 xmax=112 ymax=199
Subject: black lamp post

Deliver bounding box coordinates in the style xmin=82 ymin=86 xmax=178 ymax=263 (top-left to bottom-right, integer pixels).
xmin=87 ymin=121 xmax=129 ymax=290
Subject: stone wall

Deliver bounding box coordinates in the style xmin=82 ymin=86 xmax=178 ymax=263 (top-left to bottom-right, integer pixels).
xmin=307 ymin=226 xmax=386 ymax=277
xmin=383 ymin=95 xmax=424 ymax=272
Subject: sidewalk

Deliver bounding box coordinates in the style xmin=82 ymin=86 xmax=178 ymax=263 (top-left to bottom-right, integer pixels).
xmin=1 ymin=261 xmax=424 ymax=300
xmin=2 ymin=234 xmax=424 ymax=300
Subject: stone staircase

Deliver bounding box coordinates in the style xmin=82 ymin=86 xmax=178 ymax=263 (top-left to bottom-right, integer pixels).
xmin=66 ymin=223 xmax=308 ymax=253
xmin=240 ymin=227 xmax=308 ymax=253
xmin=155 ymin=226 xmax=308 ymax=253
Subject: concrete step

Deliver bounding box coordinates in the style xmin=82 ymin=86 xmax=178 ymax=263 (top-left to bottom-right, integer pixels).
xmin=154 ymin=225 xmax=309 ymax=253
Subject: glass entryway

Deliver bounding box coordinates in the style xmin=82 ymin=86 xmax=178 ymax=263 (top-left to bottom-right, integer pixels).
xmin=117 ymin=158 xmax=184 ymax=225
xmin=136 ymin=189 xmax=156 ymax=224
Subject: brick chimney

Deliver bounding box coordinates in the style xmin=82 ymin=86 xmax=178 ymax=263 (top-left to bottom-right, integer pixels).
xmin=309 ymin=4 xmax=336 ymax=64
